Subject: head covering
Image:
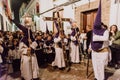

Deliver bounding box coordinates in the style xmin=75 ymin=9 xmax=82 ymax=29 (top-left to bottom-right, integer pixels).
xmin=70 ymin=19 xmax=76 ymax=36
xmin=93 ymin=0 xmax=105 ymax=35
xmin=91 ymin=0 xmax=106 ymax=51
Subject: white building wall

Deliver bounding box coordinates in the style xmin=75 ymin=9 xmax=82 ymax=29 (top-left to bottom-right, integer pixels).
xmin=53 ymin=0 xmax=67 ymax=5
xmin=75 ymin=0 xmax=96 ymax=7
xmin=109 ymin=0 xmax=120 ymax=30
xmin=38 ymin=0 xmax=120 ymax=32
xmin=39 ymin=0 xmax=53 ymax=32
xmin=21 ymin=0 xmax=40 ymax=32
xmin=63 ymin=5 xmax=75 ymax=34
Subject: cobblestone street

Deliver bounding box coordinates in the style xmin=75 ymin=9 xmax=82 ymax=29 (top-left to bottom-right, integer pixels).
xmin=1 ymin=60 xmax=120 ymax=80
xmin=39 ymin=63 xmax=94 ymax=80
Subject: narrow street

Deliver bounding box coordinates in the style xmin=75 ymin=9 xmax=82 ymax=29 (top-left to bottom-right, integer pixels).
xmin=1 ymin=0 xmax=120 ymax=80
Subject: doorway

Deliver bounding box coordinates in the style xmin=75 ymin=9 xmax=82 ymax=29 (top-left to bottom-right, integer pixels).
xmin=82 ymin=9 xmax=97 ymax=32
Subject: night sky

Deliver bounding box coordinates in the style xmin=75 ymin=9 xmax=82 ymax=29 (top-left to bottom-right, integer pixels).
xmin=11 ymin=0 xmax=30 ymax=22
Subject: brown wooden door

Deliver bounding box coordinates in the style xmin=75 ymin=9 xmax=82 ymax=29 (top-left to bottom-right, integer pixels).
xmin=82 ymin=10 xmax=97 ymax=32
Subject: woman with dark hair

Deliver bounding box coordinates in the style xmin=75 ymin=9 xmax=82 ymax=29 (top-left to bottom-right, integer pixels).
xmin=109 ymin=25 xmax=118 ymax=45
xmin=109 ymin=25 xmax=120 ymax=69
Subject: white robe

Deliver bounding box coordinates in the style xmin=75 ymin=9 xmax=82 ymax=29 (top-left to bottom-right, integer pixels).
xmin=8 ymin=47 xmax=21 ymax=60
xmin=91 ymin=30 xmax=111 ymax=80
xmin=79 ymin=33 xmax=87 ymax=51
xmin=19 ymin=42 xmax=39 ymax=80
xmin=70 ymin=36 xmax=80 ymax=63
xmin=0 ymin=45 xmax=3 ymax=63
xmin=52 ymin=37 xmax=65 ymax=68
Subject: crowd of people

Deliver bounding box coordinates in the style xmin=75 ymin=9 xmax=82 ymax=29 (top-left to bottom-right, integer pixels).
xmin=0 ymin=21 xmax=119 ymax=80
xmin=0 ymin=11 xmax=120 ymax=80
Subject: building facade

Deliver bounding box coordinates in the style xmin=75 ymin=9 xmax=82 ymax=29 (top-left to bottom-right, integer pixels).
xmin=19 ymin=0 xmax=120 ymax=33
xmin=109 ymin=0 xmax=120 ymax=30
xmin=39 ymin=0 xmax=77 ymax=34
xmin=75 ymin=0 xmax=120 ymax=32
xmin=19 ymin=0 xmax=40 ymax=32
xmin=0 ymin=0 xmax=12 ymax=31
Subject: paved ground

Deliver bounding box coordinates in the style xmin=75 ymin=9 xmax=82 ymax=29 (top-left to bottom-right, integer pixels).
xmin=1 ymin=59 xmax=120 ymax=80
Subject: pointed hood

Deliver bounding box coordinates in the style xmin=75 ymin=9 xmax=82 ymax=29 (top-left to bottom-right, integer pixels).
xmin=93 ymin=0 xmax=105 ymax=35
xmin=94 ymin=0 xmax=101 ymax=30
xmin=91 ymin=0 xmax=106 ymax=51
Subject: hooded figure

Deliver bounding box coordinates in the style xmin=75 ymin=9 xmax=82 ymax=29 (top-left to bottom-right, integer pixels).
xmin=90 ymin=0 xmax=111 ymax=80
xmin=70 ymin=20 xmax=80 ymax=64
xmin=9 ymin=14 xmax=39 ymax=80
xmin=52 ymin=21 xmax=66 ymax=69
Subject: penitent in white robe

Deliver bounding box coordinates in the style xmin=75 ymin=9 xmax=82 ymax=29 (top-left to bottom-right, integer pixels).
xmin=91 ymin=30 xmax=111 ymax=80
xmin=52 ymin=37 xmax=65 ymax=68
xmin=70 ymin=36 xmax=80 ymax=63
xmin=19 ymin=42 xmax=39 ymax=80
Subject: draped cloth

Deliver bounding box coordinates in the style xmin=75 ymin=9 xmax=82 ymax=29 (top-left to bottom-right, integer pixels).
xmin=91 ymin=0 xmax=106 ymax=51
xmin=71 ymin=28 xmax=79 ymax=45
xmin=54 ymin=21 xmax=59 ymax=38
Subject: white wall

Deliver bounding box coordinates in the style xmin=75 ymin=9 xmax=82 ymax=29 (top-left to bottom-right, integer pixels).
xmin=63 ymin=5 xmax=75 ymax=34
xmin=39 ymin=0 xmax=53 ymax=32
xmin=53 ymin=0 xmax=67 ymax=5
xmin=75 ymin=0 xmax=95 ymax=7
xmin=109 ymin=0 xmax=120 ymax=30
